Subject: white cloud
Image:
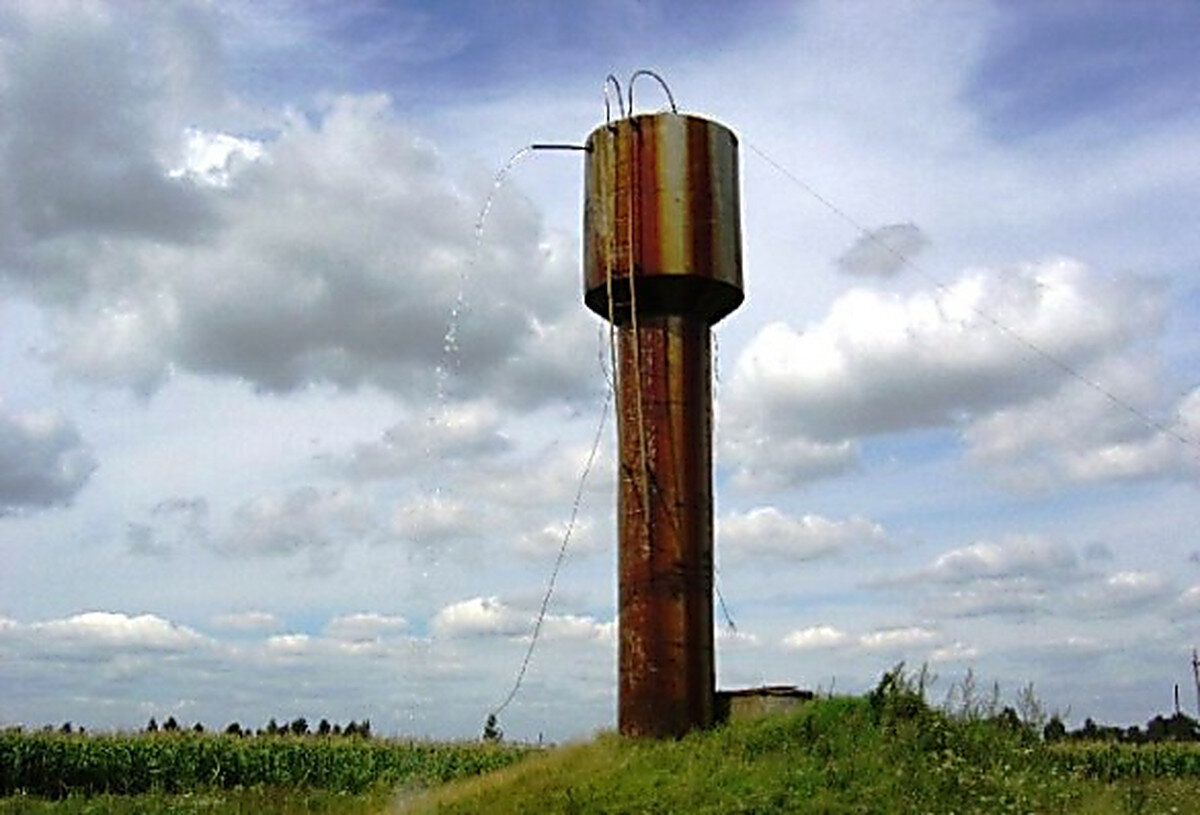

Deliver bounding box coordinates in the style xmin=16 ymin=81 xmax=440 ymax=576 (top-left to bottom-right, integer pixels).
xmin=722 ymin=259 xmax=1163 ymax=487
xmin=324 ymin=612 xmax=409 ymax=642
xmin=342 ymin=400 xmax=511 ymax=480
xmin=1072 ymin=570 xmax=1172 ymax=615
xmin=720 ymin=507 xmax=883 ymax=561
xmin=858 ymin=626 xmax=937 ymax=650
xmin=514 ymin=519 xmax=599 ymax=558
xmin=720 ymin=430 xmax=858 ymax=491
xmin=23 ymin=612 xmax=210 ymax=652
xmin=210 ymin=611 xmax=280 ymax=632
xmin=538 ymin=614 xmax=613 ymax=642
xmin=968 ymin=374 xmax=1200 ymax=489
xmin=430 ymin=596 xmax=610 ymax=643
xmin=0 ymin=5 xmax=592 ymax=408
xmin=392 ymin=495 xmax=477 ymax=545
xmin=218 ymin=486 xmax=379 ymax=557
xmin=835 ymin=222 xmax=929 ymax=277
xmin=783 ymin=625 xmax=847 ymax=650
xmin=431 ymin=596 xmax=530 ymax=639
xmin=930 ymin=641 xmax=979 ymax=663
xmin=921 ymin=536 xmax=1078 ymax=584
xmin=0 ymin=409 xmax=97 ymax=513
xmin=169 ymin=128 xmax=265 ymax=188
xmin=1176 ymin=585 xmax=1200 ymax=616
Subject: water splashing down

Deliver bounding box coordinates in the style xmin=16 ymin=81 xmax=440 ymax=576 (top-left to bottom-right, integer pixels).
xmin=435 ymin=146 xmax=533 ymax=407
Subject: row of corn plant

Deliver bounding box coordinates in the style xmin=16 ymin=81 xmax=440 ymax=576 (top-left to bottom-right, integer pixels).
xmin=0 ymin=730 xmax=529 ymax=798
xmin=1049 ymin=740 xmax=1200 ymax=782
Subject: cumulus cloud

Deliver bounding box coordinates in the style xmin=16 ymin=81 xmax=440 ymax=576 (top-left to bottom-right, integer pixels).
xmin=0 ymin=409 xmax=97 ymax=513
xmin=513 ymin=519 xmax=599 ymax=558
xmin=883 ymin=535 xmax=1082 ymax=620
xmin=858 ymin=626 xmax=937 ymax=650
xmin=835 ymin=222 xmax=929 ymax=277
xmin=967 ymin=374 xmax=1200 ymax=489
xmin=341 ymin=400 xmax=511 ymax=481
xmin=720 ymin=507 xmax=883 ymax=561
xmin=0 ymin=4 xmax=593 ymax=408
xmin=220 ymin=486 xmax=377 ymax=557
xmin=722 ymin=259 xmax=1165 ymax=488
xmin=430 ymin=596 xmax=610 ymax=642
xmin=930 ymin=641 xmax=979 ymax=663
xmin=783 ymin=625 xmax=847 ymax=650
xmin=1072 ymin=570 xmax=1172 ymax=616
xmin=130 ymin=490 xmax=388 ymax=560
xmin=210 ymin=611 xmax=281 ymax=632
xmin=392 ymin=495 xmax=478 ymax=545
xmin=916 ymin=536 xmax=1079 ymax=584
xmin=432 ymin=596 xmax=530 ymax=639
xmin=0 ymin=612 xmax=212 ymax=656
xmin=324 ymin=612 xmax=409 ymax=642
xmin=1176 ymin=585 xmax=1200 ymax=616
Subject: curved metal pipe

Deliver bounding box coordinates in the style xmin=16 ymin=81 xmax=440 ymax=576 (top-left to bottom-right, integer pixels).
xmin=604 ymin=74 xmax=626 ymax=124
xmin=628 ymin=69 xmax=678 ymax=116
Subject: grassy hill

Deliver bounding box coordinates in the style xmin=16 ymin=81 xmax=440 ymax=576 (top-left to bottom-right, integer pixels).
xmin=403 ymin=677 xmax=1200 ymax=814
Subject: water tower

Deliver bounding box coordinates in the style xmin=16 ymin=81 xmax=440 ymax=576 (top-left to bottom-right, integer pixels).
xmin=582 ymin=90 xmax=743 ymax=737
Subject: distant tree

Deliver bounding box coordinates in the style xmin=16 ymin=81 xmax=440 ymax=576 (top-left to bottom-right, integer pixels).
xmin=163 ymin=716 xmax=179 ymax=732
xmin=342 ymin=719 xmax=371 ymax=738
xmin=317 ymin=718 xmax=331 ymax=736
xmin=990 ymin=707 xmax=1022 ymax=732
xmin=1147 ymin=713 xmax=1200 ymax=742
xmin=59 ymin=722 xmax=73 ymax=735
xmin=192 ymin=722 xmax=204 ymax=734
xmin=289 ymin=717 xmax=308 ymax=736
xmin=1043 ymin=716 xmax=1067 ymax=742
xmin=225 ymin=722 xmax=242 ymax=736
xmin=332 ymin=724 xmax=342 ymax=736
xmin=265 ymin=718 xmax=280 ymax=736
xmin=146 ymin=717 xmax=158 ymax=733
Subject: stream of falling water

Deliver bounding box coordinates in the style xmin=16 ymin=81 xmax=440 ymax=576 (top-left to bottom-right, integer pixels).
xmin=434 ymin=146 xmax=533 ymax=408
xmin=415 ymin=147 xmax=537 ymax=584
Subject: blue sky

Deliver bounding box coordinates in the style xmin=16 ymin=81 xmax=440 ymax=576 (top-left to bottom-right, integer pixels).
xmin=0 ymin=0 xmax=1198 ymax=742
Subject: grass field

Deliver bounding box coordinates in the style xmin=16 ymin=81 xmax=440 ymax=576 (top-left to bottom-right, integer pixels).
xmin=7 ymin=674 xmax=1200 ymax=813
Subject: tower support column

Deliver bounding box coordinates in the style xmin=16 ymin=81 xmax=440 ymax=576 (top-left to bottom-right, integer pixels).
xmin=617 ymin=314 xmax=714 ymax=738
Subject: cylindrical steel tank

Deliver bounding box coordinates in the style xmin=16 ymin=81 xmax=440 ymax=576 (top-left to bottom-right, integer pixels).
xmin=584 ymin=113 xmax=743 ymax=326
xmin=583 ymin=112 xmax=743 ymax=738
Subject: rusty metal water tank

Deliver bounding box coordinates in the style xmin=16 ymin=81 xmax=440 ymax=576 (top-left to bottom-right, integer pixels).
xmin=583 ymin=113 xmax=743 ymax=326
xmin=582 ymin=108 xmax=744 ymax=739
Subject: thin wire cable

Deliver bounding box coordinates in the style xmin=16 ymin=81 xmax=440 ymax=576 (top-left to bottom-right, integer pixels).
xmin=622 ymin=117 xmax=654 ymax=528
xmin=744 ymin=139 xmax=1200 ymax=460
xmin=491 ymin=387 xmax=612 ymax=719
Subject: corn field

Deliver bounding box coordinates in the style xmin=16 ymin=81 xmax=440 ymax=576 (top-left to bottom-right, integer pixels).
xmin=1050 ymin=741 xmax=1200 ymax=782
xmin=0 ymin=730 xmax=529 ymax=798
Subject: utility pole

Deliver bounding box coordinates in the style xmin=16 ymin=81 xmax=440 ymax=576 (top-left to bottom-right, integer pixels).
xmin=584 ymin=109 xmax=743 ymax=738
xmin=1192 ymin=648 xmax=1199 ymax=718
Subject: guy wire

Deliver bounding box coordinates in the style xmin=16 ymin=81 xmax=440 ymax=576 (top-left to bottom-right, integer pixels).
xmin=491 ymin=386 xmax=612 ymax=720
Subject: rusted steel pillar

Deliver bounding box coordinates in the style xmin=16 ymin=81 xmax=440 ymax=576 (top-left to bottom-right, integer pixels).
xmin=583 ymin=112 xmax=743 ymax=738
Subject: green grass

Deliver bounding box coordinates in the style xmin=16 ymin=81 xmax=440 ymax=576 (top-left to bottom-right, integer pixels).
xmin=10 ymin=678 xmax=1200 ymax=813
xmin=403 ymin=693 xmax=1200 ymax=814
